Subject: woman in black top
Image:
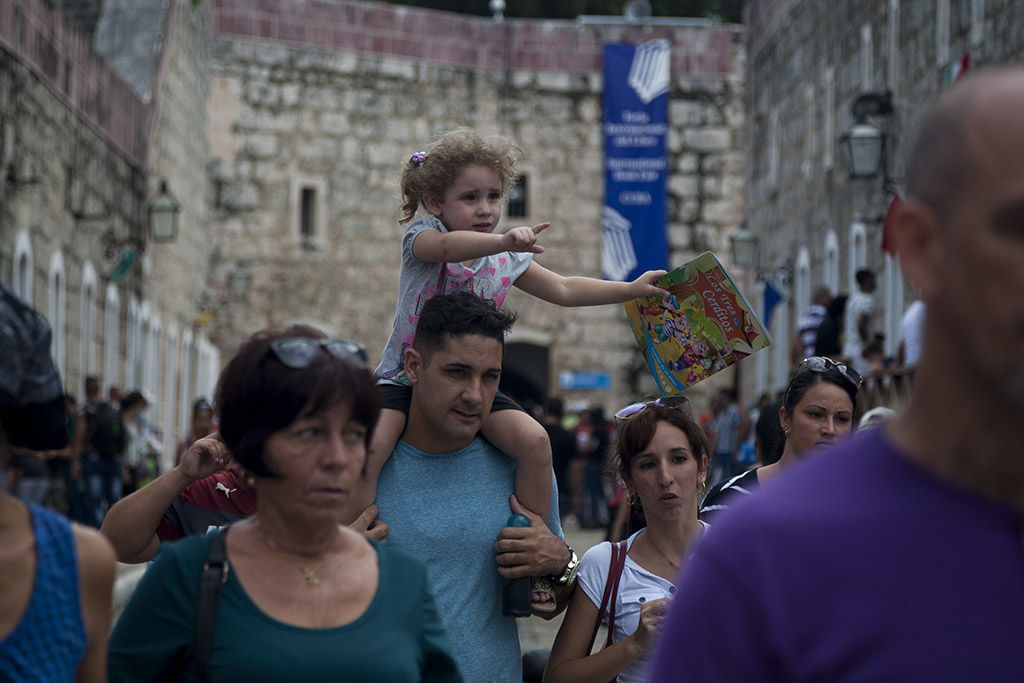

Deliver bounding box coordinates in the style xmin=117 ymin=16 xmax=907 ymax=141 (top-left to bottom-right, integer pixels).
xmin=699 ymin=356 xmax=860 ymax=521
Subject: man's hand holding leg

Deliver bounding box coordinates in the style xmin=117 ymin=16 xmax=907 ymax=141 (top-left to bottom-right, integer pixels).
xmin=494 ymin=494 xmax=576 ymax=618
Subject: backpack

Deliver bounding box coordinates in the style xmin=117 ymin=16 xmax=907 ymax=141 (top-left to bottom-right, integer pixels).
xmin=86 ymin=401 xmax=126 ymax=459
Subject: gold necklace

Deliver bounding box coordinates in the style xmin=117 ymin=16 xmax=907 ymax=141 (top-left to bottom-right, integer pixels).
xmin=257 ymin=527 xmax=326 ymax=586
xmin=644 ymin=531 xmax=681 ymax=569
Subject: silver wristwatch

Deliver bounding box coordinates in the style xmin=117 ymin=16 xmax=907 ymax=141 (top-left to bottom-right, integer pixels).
xmin=554 ymin=545 xmax=580 ymax=587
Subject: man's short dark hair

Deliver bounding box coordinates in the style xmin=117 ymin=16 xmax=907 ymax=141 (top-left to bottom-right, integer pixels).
xmin=412 ymin=292 xmax=517 ymax=359
xmin=855 ymin=269 xmax=874 ymax=288
xmin=85 ymin=376 xmax=100 ymax=397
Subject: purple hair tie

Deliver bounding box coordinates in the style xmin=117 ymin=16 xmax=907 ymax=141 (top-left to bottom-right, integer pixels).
xmin=410 ymin=151 xmax=427 ymax=165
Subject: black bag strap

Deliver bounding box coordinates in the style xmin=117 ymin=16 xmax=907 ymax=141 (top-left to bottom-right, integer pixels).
xmin=196 ymin=528 xmax=230 ymax=683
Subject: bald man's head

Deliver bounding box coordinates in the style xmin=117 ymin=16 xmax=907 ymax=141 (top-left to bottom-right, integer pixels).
xmin=896 ymin=67 xmax=1024 ymax=415
xmin=906 ymin=68 xmax=1024 ymax=219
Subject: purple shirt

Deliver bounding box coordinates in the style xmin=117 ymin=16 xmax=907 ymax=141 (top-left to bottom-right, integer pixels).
xmin=651 ymin=428 xmax=1024 ymax=682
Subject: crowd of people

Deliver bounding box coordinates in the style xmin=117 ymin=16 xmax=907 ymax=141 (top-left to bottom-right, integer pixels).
xmin=790 ymin=269 xmax=925 ymax=380
xmin=2 ymin=370 xmax=217 ymax=531
xmin=2 ymin=68 xmax=1023 ymax=681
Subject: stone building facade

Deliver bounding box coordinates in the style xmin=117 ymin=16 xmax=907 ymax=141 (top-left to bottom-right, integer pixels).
xmin=742 ymin=0 xmax=1024 ymax=403
xmin=2 ymin=0 xmax=747 ymax=461
xmin=204 ymin=0 xmax=747 ymax=413
xmin=0 ymin=0 xmax=220 ymax=458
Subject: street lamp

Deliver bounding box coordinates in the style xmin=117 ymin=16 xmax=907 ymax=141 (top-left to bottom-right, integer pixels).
xmin=489 ymin=0 xmax=505 ymax=22
xmin=148 ymin=181 xmax=179 ymax=243
xmin=843 ymin=91 xmax=893 ymax=179
xmin=846 ymin=121 xmax=885 ymax=178
xmin=729 ymin=221 xmax=759 ymax=269
xmin=227 ymin=261 xmax=252 ymax=303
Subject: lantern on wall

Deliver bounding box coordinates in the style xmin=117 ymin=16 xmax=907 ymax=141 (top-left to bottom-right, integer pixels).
xmin=729 ymin=220 xmax=758 ymax=269
xmin=843 ymin=91 xmax=893 ymax=180
xmin=148 ymin=181 xmax=180 ymax=243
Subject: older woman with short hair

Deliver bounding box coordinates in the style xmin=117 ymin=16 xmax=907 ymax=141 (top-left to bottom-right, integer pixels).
xmin=109 ymin=325 xmax=461 ymax=682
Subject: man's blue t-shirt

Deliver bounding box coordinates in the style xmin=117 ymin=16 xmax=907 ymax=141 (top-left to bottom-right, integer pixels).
xmin=376 ymin=437 xmax=562 ymax=683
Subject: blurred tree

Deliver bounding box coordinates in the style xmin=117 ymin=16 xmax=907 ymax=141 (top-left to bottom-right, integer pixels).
xmin=381 ymin=1 xmax=744 ymax=23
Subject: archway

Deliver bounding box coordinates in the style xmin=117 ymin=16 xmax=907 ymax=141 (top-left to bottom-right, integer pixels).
xmin=501 ymin=342 xmax=549 ymax=414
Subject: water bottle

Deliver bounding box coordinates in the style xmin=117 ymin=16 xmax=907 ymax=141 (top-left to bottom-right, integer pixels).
xmin=502 ymin=513 xmax=533 ymax=617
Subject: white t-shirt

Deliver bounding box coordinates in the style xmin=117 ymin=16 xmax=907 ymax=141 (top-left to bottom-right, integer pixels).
xmin=900 ymin=300 xmax=925 ymax=365
xmin=842 ymin=289 xmax=876 ymax=374
xmin=576 ymin=524 xmax=708 ymax=683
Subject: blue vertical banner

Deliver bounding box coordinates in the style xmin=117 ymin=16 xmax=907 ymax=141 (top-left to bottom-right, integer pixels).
xmin=602 ymin=41 xmax=670 ymax=282
xmin=762 ymin=275 xmax=784 ymax=330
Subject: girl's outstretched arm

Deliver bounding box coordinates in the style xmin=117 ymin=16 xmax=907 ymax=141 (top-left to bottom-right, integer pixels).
xmin=514 ymin=262 xmax=667 ymax=307
xmin=412 ymin=223 xmax=549 ymax=263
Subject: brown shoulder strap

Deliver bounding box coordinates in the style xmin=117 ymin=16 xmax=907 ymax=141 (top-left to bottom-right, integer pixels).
xmin=603 ymin=540 xmax=629 ymax=650
xmin=589 ymin=539 xmax=629 ymax=653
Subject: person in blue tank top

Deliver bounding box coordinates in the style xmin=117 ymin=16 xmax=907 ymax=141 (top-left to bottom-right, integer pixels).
xmin=0 ymin=283 xmax=116 ymax=683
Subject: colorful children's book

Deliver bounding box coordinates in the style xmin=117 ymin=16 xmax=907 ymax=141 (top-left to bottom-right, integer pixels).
xmin=623 ymin=251 xmax=772 ymax=396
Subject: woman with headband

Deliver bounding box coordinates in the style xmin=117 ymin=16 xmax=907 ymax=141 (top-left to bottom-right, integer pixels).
xmin=700 ymin=357 xmax=861 ymax=522
xmin=545 ymin=396 xmax=709 ymax=683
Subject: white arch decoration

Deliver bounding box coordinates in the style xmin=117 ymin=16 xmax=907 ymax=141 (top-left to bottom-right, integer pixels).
xmin=138 ymin=301 xmax=152 ymax=394
xmin=824 ymin=231 xmax=840 ymax=293
xmin=126 ymin=297 xmax=140 ymax=389
xmin=794 ymin=248 xmax=811 ymax=319
xmin=164 ymin=325 xmax=180 ymax=468
xmin=149 ymin=314 xmax=162 ymax=414
xmin=179 ymin=330 xmax=195 ymax=442
xmin=848 ymin=219 xmax=867 ymax=290
xmin=104 ymin=284 xmax=120 ymax=393
xmin=80 ymin=263 xmax=98 ymax=383
xmin=48 ymin=251 xmax=67 ymax=381
xmin=13 ymin=229 xmax=33 ymax=303
xmin=884 ymin=254 xmax=905 ymax=357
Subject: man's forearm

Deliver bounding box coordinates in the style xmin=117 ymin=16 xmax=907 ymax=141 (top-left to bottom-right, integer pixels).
xmin=99 ymin=468 xmax=193 ymax=563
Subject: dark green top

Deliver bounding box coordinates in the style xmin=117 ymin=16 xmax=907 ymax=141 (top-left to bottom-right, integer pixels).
xmin=108 ymin=532 xmax=462 ymax=682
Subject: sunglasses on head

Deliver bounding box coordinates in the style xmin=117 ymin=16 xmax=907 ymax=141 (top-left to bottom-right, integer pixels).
xmin=614 ymin=395 xmax=689 ymax=420
xmin=796 ymin=356 xmax=862 ymax=389
xmin=267 ymin=338 xmax=368 ymax=370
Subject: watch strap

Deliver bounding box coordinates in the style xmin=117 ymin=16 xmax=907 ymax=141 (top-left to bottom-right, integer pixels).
xmin=554 ymin=544 xmax=580 ymax=587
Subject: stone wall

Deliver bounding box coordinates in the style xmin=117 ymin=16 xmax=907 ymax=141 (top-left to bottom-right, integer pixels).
xmin=1 ymin=0 xmax=749 ymax=430
xmin=0 ymin=0 xmax=218 ymax=455
xmin=205 ymin=0 xmax=747 ymax=412
xmin=0 ymin=0 xmax=147 ymax=391
xmin=741 ymin=0 xmax=1024 ymax=400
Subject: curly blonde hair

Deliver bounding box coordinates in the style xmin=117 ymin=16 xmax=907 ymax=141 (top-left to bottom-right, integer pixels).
xmin=398 ymin=128 xmax=521 ymax=225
